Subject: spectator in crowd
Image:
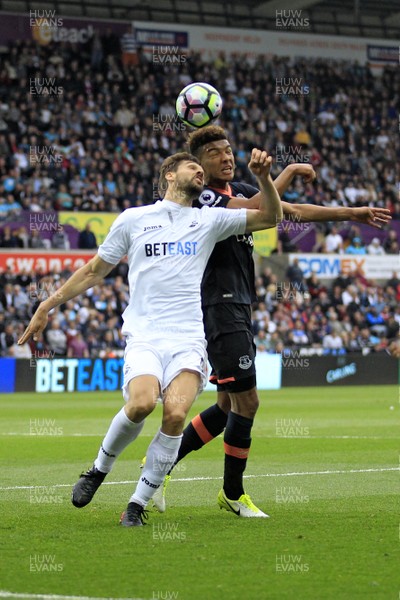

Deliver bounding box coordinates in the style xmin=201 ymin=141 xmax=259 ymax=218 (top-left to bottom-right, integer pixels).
xmin=78 ymin=224 xmax=97 ymax=249
xmin=114 ymin=100 xmax=135 ymax=127
xmin=52 ymin=228 xmax=71 ymax=250
xmin=0 ymin=323 xmax=16 ymax=353
xmin=345 ymin=237 xmax=366 ymax=255
xmin=276 ymin=229 xmax=298 ymax=253
xmin=16 ymin=227 xmax=29 ymax=248
xmin=290 ymin=319 xmax=309 ymax=346
xmin=383 ymin=230 xmax=399 ymax=255
xmin=367 ymin=237 xmax=385 ymax=255
xmin=0 ymin=226 xmax=23 ymax=248
xmin=67 ymin=332 xmax=89 ymax=358
xmin=13 ymin=284 xmax=29 ymax=316
xmin=0 ymin=283 xmax=14 ymax=311
xmin=323 ymin=329 xmax=344 ymax=351
xmin=0 ymin=266 xmax=15 ymax=287
xmin=29 ymin=229 xmax=46 ymax=249
xmin=286 ymin=258 xmax=307 ymax=293
xmin=120 ymin=25 xmax=139 ymax=67
xmin=387 ymin=271 xmax=399 ymax=291
xmin=15 ymin=268 xmax=32 ymax=288
xmin=386 ymin=315 xmax=399 ymax=341
xmin=324 ymin=226 xmax=344 ymax=253
xmin=46 ymin=320 xmax=67 ymax=356
xmin=254 ymin=329 xmax=269 ymax=353
xmin=11 ymin=323 xmax=32 ymax=358
xmin=365 ymin=307 xmax=385 ymax=328
xmin=357 ymin=327 xmax=379 ymax=350
xmin=306 ymin=272 xmax=327 ymax=300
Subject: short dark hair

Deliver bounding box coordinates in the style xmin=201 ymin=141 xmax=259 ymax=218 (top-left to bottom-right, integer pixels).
xmin=187 ymin=125 xmax=228 ymax=158
xmin=158 ymin=152 xmax=200 ymax=197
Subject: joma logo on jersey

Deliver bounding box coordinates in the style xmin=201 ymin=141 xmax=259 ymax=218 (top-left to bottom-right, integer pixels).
xmin=144 ymin=225 xmax=162 ymax=231
xmin=145 ymin=241 xmax=198 ymax=257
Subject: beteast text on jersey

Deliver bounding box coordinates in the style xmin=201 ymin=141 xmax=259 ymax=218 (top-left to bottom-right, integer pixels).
xmin=144 ymin=241 xmax=198 ymax=256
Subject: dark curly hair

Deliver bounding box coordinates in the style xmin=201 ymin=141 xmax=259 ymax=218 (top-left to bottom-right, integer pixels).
xmin=187 ymin=125 xmax=228 ymax=158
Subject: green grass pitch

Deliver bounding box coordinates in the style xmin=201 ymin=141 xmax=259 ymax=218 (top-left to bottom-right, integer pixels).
xmin=0 ymin=386 xmax=399 ymax=600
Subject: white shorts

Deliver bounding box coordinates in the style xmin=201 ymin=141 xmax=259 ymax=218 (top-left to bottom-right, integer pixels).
xmin=122 ymin=337 xmax=208 ymax=402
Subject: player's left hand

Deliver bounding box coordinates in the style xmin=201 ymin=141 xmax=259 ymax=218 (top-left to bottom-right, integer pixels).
xmin=248 ymin=149 xmax=272 ymax=181
xmin=351 ymin=207 xmax=392 ymax=229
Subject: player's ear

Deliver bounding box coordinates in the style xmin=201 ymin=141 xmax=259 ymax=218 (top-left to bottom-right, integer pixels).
xmin=165 ymin=170 xmax=175 ymax=184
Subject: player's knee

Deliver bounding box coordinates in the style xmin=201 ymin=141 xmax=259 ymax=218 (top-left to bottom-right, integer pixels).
xmin=231 ymin=388 xmax=259 ymax=418
xmin=244 ymin=390 xmax=259 ymax=417
xmin=217 ymin=392 xmax=231 ymax=414
xmin=125 ymin=387 xmax=157 ymax=421
xmin=162 ymin=409 xmax=187 ymax=433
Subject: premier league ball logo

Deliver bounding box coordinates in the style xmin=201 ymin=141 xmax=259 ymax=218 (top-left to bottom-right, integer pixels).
xmin=199 ymin=190 xmax=216 ymax=206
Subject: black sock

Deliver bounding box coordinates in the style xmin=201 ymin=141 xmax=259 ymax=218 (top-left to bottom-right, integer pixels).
xmin=223 ymin=412 xmax=253 ymax=500
xmin=168 ymin=403 xmax=228 ymax=475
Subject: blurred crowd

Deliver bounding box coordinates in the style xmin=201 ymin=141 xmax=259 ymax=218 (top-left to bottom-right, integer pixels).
xmin=1 ymin=262 xmax=399 ymax=358
xmin=0 ymin=261 xmax=128 ymax=359
xmin=0 ymin=34 xmax=399 ymax=227
xmin=0 ymin=32 xmax=399 ymax=358
xmin=253 ymin=263 xmax=400 ymax=355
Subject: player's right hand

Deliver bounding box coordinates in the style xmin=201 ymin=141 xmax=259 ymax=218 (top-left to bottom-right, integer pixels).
xmin=18 ymin=306 xmax=48 ymax=344
xmin=248 ymin=149 xmax=272 ymax=181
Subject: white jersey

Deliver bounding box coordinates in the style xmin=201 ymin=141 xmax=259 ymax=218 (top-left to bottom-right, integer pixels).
xmin=98 ymin=199 xmax=246 ymax=340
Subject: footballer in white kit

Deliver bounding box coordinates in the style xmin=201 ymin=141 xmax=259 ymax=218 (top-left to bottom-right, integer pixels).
xmin=18 ymin=150 xmax=282 ymax=527
xmin=97 ymin=198 xmax=247 ymax=395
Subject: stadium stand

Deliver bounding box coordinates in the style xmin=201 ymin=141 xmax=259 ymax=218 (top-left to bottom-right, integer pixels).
xmin=0 ymin=35 xmax=398 ymax=357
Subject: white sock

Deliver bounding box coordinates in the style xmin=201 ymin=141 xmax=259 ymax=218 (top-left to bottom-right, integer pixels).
xmin=94 ymin=407 xmax=144 ymax=473
xmin=130 ymin=429 xmax=182 ymax=507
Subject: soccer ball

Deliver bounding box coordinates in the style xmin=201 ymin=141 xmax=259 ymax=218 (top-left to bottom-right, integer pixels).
xmin=176 ymin=82 xmax=223 ymax=128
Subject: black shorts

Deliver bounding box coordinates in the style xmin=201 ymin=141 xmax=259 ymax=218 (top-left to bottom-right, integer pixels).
xmin=203 ymin=303 xmax=257 ymax=393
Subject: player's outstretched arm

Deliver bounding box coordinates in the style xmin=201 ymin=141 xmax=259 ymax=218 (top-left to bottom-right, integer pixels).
xmin=244 ymin=149 xmax=283 ymax=232
xmin=227 ymin=163 xmax=316 ymax=209
xmin=282 ymin=203 xmax=392 ymax=229
xmin=17 ymin=255 xmax=115 ymax=344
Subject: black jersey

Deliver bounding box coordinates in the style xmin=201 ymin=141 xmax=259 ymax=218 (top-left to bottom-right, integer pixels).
xmin=193 ymin=182 xmax=258 ymax=307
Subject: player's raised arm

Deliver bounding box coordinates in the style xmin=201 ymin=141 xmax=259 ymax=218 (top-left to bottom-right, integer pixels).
xmin=244 ymin=149 xmax=283 ymax=232
xmin=273 ymin=162 xmax=316 ymax=194
xmin=227 ymin=163 xmax=316 ymax=209
xmin=17 ymin=255 xmax=115 ymax=344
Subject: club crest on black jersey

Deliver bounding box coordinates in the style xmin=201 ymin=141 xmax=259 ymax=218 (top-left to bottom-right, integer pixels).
xmin=198 ymin=189 xmax=222 ymax=207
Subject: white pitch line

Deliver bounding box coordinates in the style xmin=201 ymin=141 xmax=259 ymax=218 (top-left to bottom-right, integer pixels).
xmin=0 ymin=433 xmax=392 ymax=440
xmin=0 ymin=593 xmax=145 ymax=600
xmin=0 ymin=467 xmax=398 ymax=491
xmin=0 ymin=433 xmax=154 ymax=437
